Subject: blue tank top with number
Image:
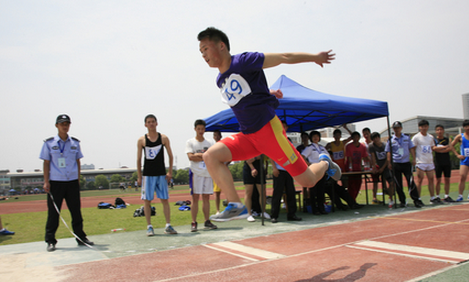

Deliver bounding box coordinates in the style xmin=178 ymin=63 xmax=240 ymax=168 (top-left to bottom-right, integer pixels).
xmin=216 ymin=52 xmax=279 ymax=134
xmin=460 ymin=133 xmax=469 ymax=166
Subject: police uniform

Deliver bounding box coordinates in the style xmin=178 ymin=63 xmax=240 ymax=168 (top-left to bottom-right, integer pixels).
xmin=39 ymin=117 xmax=88 ymax=246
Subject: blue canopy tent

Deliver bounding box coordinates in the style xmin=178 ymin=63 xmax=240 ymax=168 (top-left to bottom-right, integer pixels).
xmin=205 ymin=75 xmax=389 ymax=133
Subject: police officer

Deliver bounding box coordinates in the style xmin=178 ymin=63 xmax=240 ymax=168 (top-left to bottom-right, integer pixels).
xmin=385 ymin=121 xmax=423 ymax=208
xmin=40 ymin=114 xmax=93 ymax=252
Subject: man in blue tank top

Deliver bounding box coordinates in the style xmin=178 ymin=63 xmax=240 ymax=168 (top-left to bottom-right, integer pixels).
xmin=451 ymin=120 xmax=469 ymax=202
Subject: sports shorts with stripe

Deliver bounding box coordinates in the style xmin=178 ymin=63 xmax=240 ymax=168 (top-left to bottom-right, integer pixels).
xmin=141 ymin=175 xmax=169 ymax=201
xmin=189 ymin=169 xmax=214 ymax=195
xmin=220 ymin=116 xmax=308 ymax=177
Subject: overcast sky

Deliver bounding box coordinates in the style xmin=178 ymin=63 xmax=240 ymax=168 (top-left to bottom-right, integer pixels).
xmin=1 ymin=0 xmax=468 ymax=172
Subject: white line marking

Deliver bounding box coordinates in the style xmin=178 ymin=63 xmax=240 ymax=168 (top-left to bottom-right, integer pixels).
xmin=347 ymin=245 xmax=462 ymax=264
xmin=347 ymin=241 xmax=469 ymax=263
xmin=203 ymin=244 xmax=259 ymax=262
xmin=211 ymin=241 xmax=286 ymax=260
xmin=356 ymin=241 xmax=469 ymax=260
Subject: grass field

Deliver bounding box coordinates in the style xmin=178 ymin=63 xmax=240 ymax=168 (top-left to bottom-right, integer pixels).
xmin=0 ymin=181 xmax=462 ymax=246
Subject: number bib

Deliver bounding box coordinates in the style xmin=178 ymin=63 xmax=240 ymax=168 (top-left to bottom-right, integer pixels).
xmin=199 ymin=161 xmax=207 ymax=170
xmin=333 ymin=151 xmax=344 ymax=160
xmin=220 ymin=74 xmax=252 ymax=106
xmin=421 ymin=145 xmax=432 ymax=154
xmin=464 ymin=148 xmax=469 ymax=157
xmin=145 ymin=145 xmax=162 ymax=160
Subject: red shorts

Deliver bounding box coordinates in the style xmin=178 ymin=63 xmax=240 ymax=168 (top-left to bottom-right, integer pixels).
xmin=220 ymin=116 xmax=308 ymax=177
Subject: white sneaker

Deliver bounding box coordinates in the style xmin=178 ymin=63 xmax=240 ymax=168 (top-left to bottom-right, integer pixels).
xmin=247 ymin=215 xmax=255 ymax=222
xmin=388 ymin=200 xmax=394 ymax=208
xmin=262 ymin=212 xmax=271 ymax=219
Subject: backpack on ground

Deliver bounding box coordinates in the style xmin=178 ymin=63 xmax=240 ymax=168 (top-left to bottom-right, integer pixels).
xmin=115 ymin=197 xmax=125 ymax=206
xmin=133 ymin=206 xmax=156 ymax=217
xmin=98 ymin=202 xmax=114 ymax=209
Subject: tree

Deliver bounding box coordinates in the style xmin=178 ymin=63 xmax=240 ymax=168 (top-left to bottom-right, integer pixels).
xmin=130 ymin=171 xmax=138 ymax=183
xmin=86 ymin=181 xmax=96 ymax=190
xmin=79 ymin=175 xmax=86 ymax=190
xmin=95 ymin=174 xmax=109 ymax=189
xmin=110 ymin=174 xmax=125 ymax=183
xmin=174 ymin=169 xmax=189 ymax=184
xmin=229 ymin=162 xmax=244 ymax=181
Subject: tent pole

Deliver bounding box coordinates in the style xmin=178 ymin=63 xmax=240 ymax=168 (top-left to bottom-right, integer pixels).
xmin=386 ymin=115 xmax=397 ymax=209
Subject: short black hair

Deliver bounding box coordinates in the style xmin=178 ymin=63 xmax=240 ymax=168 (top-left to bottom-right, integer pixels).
xmin=333 ymin=129 xmax=342 ymax=135
xmin=309 ymin=131 xmax=321 ymax=141
xmin=463 ymin=120 xmax=469 ymax=127
xmin=435 ymin=124 xmax=444 ymax=130
xmin=300 ymin=131 xmax=309 ymax=138
xmin=351 ymin=131 xmax=361 ymax=138
xmin=370 ymin=132 xmax=380 ymax=140
xmin=194 ymin=119 xmax=206 ymax=128
xmin=197 ymin=27 xmax=230 ymax=51
xmin=144 ymin=114 xmax=157 ymax=123
xmin=362 ymin=127 xmax=371 ymax=133
xmin=418 ymin=119 xmax=429 ymax=127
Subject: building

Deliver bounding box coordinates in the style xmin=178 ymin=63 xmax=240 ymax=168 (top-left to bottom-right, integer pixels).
xmin=380 ymin=116 xmax=463 ymax=138
xmin=463 ymin=93 xmax=469 ymax=120
xmin=0 ymin=170 xmax=10 ymax=195
xmin=8 ymin=168 xmax=137 ymax=191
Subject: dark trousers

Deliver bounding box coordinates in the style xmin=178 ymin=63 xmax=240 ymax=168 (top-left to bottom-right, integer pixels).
xmin=271 ymin=170 xmax=297 ymax=219
xmin=393 ymin=162 xmax=419 ymax=204
xmin=309 ymin=175 xmax=327 ymax=213
xmin=325 ymin=179 xmax=356 ymax=208
xmin=251 ymin=183 xmax=262 ymax=214
xmin=45 ymin=180 xmax=86 ymax=244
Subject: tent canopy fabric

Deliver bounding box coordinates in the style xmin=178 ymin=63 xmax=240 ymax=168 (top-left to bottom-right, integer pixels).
xmin=205 ymin=75 xmax=389 ymax=133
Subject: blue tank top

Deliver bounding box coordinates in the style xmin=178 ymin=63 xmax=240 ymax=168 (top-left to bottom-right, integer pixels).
xmin=460 ymin=133 xmax=469 ymax=166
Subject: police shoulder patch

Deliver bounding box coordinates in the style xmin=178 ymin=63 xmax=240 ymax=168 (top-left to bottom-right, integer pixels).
xmin=44 ymin=137 xmax=54 ymax=142
xmin=71 ymin=136 xmax=80 ymax=142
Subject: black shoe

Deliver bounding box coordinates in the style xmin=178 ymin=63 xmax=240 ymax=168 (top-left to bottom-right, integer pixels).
xmin=351 ymin=204 xmax=363 ymax=210
xmin=204 ymin=220 xmax=218 ymax=230
xmin=287 ymin=215 xmax=302 ymax=221
xmin=271 ymin=218 xmax=278 ymax=223
xmin=339 ymin=206 xmax=349 ymax=211
xmin=319 ymin=210 xmax=328 ymax=215
xmin=414 ymin=201 xmax=422 ymax=208
xmin=77 ymin=238 xmax=94 ymax=246
xmin=47 ymin=243 xmax=56 ymax=252
xmin=444 ymin=196 xmax=455 ymax=203
xmin=399 ymin=202 xmax=406 ymax=208
xmin=418 ymin=200 xmax=425 ymax=207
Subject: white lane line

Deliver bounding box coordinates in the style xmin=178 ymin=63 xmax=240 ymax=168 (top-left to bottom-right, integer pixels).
xmin=347 ymin=241 xmax=469 ymax=264
xmin=209 ymin=241 xmax=286 ymax=260
xmin=203 ymin=244 xmax=259 ymax=262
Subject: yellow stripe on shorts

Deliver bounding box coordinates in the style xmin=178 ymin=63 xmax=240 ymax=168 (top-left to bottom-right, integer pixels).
xmin=270 ymin=118 xmax=298 ymax=167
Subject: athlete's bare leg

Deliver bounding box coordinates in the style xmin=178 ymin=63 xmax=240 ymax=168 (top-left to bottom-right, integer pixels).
xmin=203 ymin=142 xmax=241 ymax=203
xmin=459 ymin=165 xmax=469 ymax=195
xmin=294 ymin=162 xmax=328 ymax=188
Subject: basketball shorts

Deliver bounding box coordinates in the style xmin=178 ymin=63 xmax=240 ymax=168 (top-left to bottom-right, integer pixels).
xmin=189 ymin=170 xmax=214 ymax=195
xmin=220 ymin=116 xmax=308 ymax=177
xmin=141 ymin=175 xmax=169 ymax=201
xmin=416 ymin=163 xmax=435 ymax=172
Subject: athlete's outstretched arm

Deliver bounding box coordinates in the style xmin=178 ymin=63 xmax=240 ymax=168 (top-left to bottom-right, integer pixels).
xmin=263 ymin=50 xmax=335 ymax=69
